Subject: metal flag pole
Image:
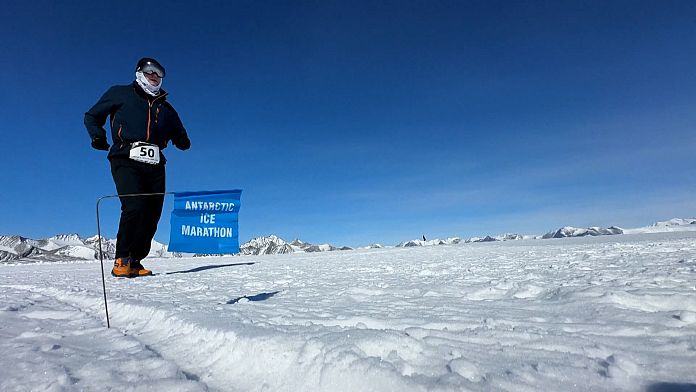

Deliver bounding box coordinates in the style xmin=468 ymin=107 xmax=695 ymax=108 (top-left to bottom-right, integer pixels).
xmin=96 ymin=192 xmax=174 ymax=328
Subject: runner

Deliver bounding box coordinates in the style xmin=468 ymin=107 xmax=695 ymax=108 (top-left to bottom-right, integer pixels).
xmin=84 ymin=58 xmax=191 ymax=277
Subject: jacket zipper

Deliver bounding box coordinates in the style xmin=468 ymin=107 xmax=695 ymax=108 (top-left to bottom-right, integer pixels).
xmin=147 ymin=94 xmax=166 ymax=142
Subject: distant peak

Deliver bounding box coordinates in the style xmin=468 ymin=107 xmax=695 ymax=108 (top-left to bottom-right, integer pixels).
xmin=49 ymin=233 xmax=83 ymax=241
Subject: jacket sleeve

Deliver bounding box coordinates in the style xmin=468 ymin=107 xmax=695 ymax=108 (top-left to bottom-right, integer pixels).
xmin=171 ymin=110 xmax=191 ymax=150
xmin=84 ymin=86 xmax=118 ymax=141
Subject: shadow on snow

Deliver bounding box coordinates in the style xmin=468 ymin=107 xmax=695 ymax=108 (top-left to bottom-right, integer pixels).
xmin=166 ymin=262 xmax=255 ymax=275
xmin=647 ymin=383 xmax=696 ymax=392
xmin=227 ymin=291 xmax=281 ymax=304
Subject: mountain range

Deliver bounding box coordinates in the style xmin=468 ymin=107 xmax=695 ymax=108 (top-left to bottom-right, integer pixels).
xmin=1 ymin=218 xmax=695 ymax=264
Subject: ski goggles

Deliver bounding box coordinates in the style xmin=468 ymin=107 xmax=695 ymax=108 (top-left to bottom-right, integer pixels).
xmin=139 ymin=61 xmax=165 ymax=78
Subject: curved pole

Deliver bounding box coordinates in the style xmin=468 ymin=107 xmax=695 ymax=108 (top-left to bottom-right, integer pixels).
xmin=96 ymin=192 xmax=175 ymax=328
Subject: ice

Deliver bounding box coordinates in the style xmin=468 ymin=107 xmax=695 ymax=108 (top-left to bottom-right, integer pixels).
xmin=1 ymin=231 xmax=696 ymax=391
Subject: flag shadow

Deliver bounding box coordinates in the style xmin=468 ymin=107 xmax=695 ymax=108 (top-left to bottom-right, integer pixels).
xmin=227 ymin=291 xmax=280 ymax=304
xmin=166 ymin=262 xmax=255 ymax=275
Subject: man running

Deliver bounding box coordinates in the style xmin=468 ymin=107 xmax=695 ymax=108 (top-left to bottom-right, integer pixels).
xmin=85 ymin=57 xmax=191 ymax=277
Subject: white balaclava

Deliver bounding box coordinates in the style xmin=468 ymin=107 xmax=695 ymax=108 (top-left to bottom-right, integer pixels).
xmin=135 ymin=71 xmax=161 ymax=96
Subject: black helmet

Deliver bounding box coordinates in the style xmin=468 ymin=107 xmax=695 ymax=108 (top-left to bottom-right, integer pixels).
xmin=136 ymin=57 xmax=165 ymax=78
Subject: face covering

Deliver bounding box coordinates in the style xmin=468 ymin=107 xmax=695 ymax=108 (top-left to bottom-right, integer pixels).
xmin=135 ymin=71 xmax=162 ymax=96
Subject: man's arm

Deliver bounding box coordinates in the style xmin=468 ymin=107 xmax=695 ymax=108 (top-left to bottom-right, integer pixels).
xmin=84 ymin=86 xmax=118 ymax=146
xmin=171 ymin=111 xmax=191 ymax=150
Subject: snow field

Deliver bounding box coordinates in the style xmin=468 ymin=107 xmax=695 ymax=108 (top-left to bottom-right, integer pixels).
xmin=1 ymin=232 xmax=696 ymax=391
xmin=0 ymin=286 xmax=206 ymax=391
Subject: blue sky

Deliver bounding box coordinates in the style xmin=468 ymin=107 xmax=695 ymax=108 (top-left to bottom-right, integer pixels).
xmin=1 ymin=1 xmax=695 ymax=247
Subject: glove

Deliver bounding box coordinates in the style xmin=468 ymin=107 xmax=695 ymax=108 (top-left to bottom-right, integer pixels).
xmin=174 ymin=137 xmax=191 ymax=151
xmin=91 ymin=137 xmax=110 ymax=151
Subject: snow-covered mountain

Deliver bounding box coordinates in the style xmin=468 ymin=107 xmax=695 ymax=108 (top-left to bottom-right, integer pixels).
xmin=542 ymin=226 xmax=623 ymax=239
xmin=240 ymin=235 xmax=295 ymax=255
xmin=289 ymin=239 xmax=310 ymax=251
xmin=3 ymin=218 xmax=695 ymax=263
xmin=0 ymin=234 xmax=105 ymax=263
xmin=0 ymin=234 xmax=168 ymax=264
xmin=306 ymin=244 xmax=337 ymax=252
xmin=622 ymin=218 xmax=696 ymax=234
xmin=364 ymin=244 xmax=384 ymax=249
xmin=495 ymin=233 xmax=526 ymax=241
xmin=399 ymin=233 xmax=536 ymax=247
xmin=652 ymin=218 xmax=696 ymax=227
xmin=400 ymin=234 xmax=532 ymax=246
xmin=0 ymin=232 xmax=353 ymax=263
xmin=84 ymin=235 xmax=117 ymax=259
xmin=397 ymin=238 xmax=461 ymax=247
xmin=0 ymin=235 xmax=45 ymax=262
xmin=242 ymin=235 xmax=352 ymax=255
xmin=466 ymin=235 xmax=499 ymax=243
xmin=391 ymin=218 xmax=694 ymax=249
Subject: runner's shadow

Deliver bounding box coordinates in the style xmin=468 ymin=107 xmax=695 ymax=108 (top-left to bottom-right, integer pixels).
xmin=647 ymin=383 xmax=696 ymax=392
xmin=166 ymin=262 xmax=255 ymax=275
xmin=227 ymin=291 xmax=280 ymax=304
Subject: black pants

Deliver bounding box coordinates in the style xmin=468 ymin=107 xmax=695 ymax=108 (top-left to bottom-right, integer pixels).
xmin=110 ymin=158 xmax=166 ymax=260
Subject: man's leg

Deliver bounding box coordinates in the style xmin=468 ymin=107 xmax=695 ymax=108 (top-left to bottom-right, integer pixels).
xmin=110 ymin=159 xmax=149 ymax=260
xmin=131 ymin=164 xmax=166 ymax=261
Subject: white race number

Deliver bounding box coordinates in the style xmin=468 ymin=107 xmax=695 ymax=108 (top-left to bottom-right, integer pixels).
xmin=129 ymin=142 xmax=160 ymax=165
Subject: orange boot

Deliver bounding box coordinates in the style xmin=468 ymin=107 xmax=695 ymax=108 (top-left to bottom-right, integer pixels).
xmin=111 ymin=257 xmax=137 ymax=278
xmin=130 ymin=260 xmax=153 ymax=276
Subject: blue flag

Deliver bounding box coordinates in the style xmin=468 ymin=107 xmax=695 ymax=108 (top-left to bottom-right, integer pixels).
xmin=168 ymin=190 xmax=242 ymax=254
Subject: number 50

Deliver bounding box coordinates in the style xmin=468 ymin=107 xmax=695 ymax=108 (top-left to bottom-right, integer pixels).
xmin=140 ymin=147 xmax=155 ymax=158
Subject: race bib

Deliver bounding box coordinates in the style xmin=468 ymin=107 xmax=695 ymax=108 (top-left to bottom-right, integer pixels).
xmin=129 ymin=142 xmax=160 ymax=165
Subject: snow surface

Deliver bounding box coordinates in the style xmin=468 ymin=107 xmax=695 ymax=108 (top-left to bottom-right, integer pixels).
xmin=2 ymin=232 xmax=696 ymax=391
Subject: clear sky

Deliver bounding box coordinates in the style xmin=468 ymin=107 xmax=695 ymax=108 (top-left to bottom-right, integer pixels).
xmin=1 ymin=1 xmax=695 ymax=247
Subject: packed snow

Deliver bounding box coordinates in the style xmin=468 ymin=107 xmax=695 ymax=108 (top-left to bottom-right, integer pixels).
xmin=1 ymin=231 xmax=696 ymax=391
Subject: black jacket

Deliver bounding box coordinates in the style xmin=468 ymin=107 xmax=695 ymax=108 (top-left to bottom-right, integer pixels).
xmin=84 ymin=82 xmax=191 ymax=163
